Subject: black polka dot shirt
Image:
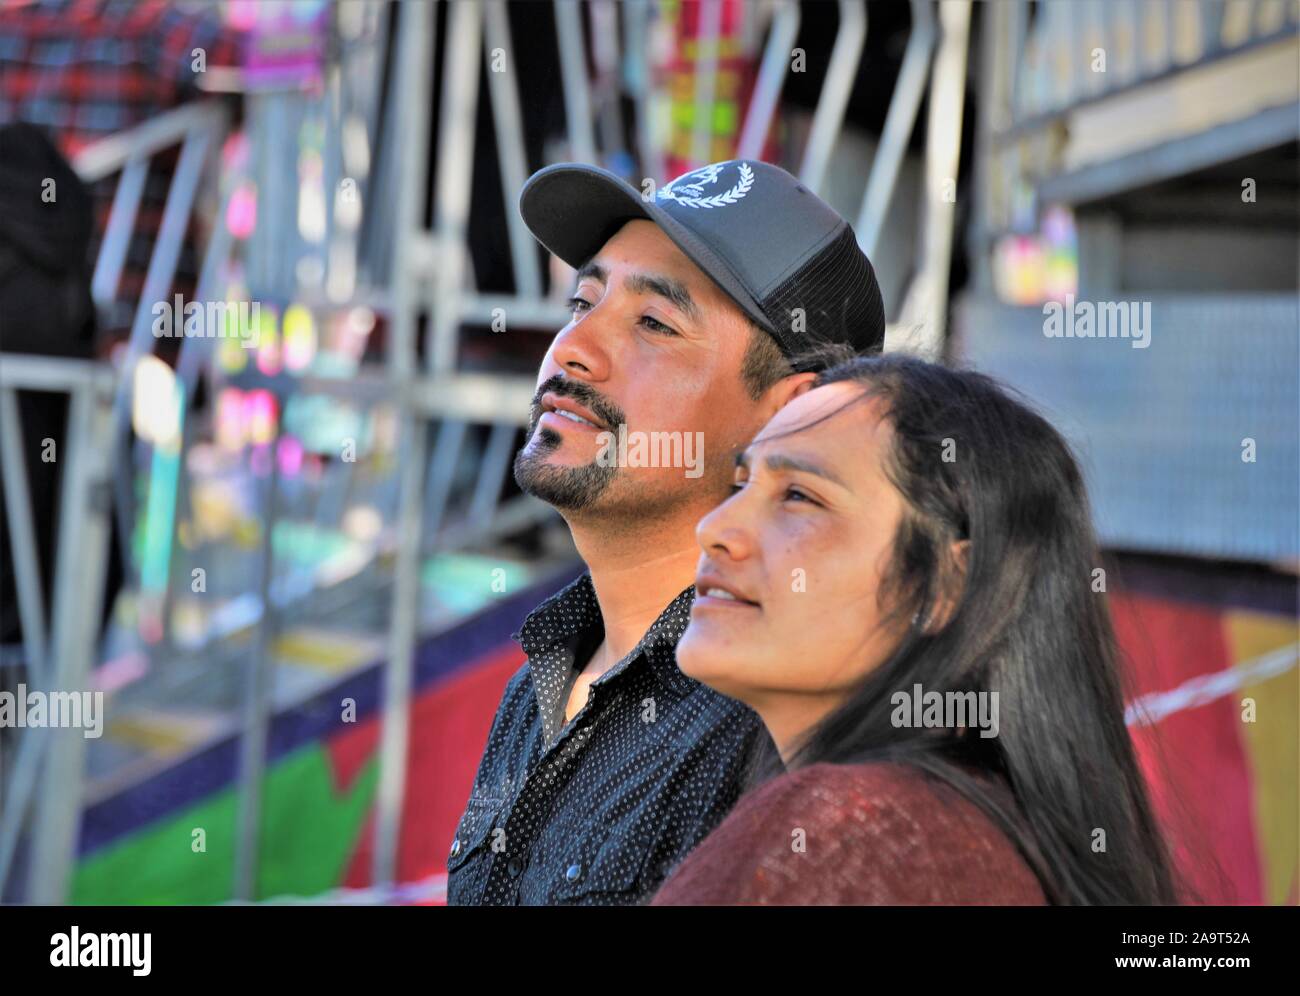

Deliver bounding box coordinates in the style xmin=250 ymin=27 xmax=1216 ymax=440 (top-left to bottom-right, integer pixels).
xmin=446 ymin=572 xmax=773 ymax=905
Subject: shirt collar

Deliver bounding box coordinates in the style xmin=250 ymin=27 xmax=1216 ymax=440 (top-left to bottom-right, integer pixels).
xmin=514 ymin=572 xmax=697 ymax=696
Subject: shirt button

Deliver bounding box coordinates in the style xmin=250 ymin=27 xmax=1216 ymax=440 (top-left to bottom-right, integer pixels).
xmin=507 ymin=858 xmax=523 ymax=878
xmin=565 ymin=863 xmax=582 ymax=883
xmin=449 ymin=839 xmax=461 ymax=857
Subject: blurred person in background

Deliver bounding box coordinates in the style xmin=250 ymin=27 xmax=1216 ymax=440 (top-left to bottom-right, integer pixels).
xmin=0 ymin=0 xmax=243 ymax=720
xmin=0 ymin=0 xmax=244 ymax=348
xmin=652 ymin=354 xmax=1183 ymax=905
xmin=447 ymin=157 xmax=885 ymax=905
xmin=0 ymin=122 xmax=122 ymax=777
xmin=0 ymin=0 xmax=240 ymax=785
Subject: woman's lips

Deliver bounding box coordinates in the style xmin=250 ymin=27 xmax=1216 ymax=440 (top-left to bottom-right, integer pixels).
xmin=693 ymin=583 xmax=761 ymax=611
xmin=692 ymin=593 xmax=761 ymax=612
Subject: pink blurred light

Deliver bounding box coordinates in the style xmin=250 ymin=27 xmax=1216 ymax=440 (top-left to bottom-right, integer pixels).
xmin=256 ymin=329 xmax=282 ymax=377
xmin=246 ymin=389 xmax=278 ymax=445
xmin=277 ymin=435 xmax=304 ymax=477
xmin=227 ymin=182 xmax=257 ymax=240
xmin=216 ymin=387 xmax=246 ymax=450
xmin=93 ymin=652 xmax=150 ymax=693
xmin=227 ymin=0 xmax=259 ymax=31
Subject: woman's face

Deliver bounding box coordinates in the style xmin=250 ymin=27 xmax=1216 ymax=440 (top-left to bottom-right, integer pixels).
xmin=677 ymin=380 xmax=910 ymax=712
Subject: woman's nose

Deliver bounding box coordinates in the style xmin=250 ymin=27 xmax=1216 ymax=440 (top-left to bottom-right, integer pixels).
xmin=696 ymin=492 xmax=755 ymax=561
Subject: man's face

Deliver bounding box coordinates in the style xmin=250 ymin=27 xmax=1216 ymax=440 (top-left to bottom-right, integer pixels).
xmin=514 ymin=219 xmax=768 ymax=521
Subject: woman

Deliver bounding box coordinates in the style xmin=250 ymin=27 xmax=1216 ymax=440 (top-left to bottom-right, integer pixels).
xmin=651 ymin=354 xmax=1180 ymax=905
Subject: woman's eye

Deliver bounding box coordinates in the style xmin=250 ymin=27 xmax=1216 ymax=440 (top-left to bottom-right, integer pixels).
xmin=640 ymin=315 xmax=679 ymax=336
xmin=784 ymin=487 xmax=819 ymax=506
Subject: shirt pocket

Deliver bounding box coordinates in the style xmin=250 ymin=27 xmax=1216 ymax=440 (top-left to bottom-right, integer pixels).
xmin=446 ymin=795 xmax=504 ymax=875
xmin=552 ymin=821 xmax=661 ymax=905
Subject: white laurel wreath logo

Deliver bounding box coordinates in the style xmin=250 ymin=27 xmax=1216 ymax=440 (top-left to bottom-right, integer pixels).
xmin=659 ymin=162 xmax=754 ymax=209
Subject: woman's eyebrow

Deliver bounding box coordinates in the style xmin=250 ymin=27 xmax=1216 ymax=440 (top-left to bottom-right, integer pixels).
xmin=736 ymin=448 xmax=847 ymax=488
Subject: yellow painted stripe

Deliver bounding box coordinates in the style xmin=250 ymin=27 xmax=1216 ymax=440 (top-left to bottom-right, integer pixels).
xmin=273 ymin=630 xmax=376 ymax=673
xmin=1224 ymin=610 xmax=1300 ymax=906
xmin=105 ymin=715 xmax=207 ymax=755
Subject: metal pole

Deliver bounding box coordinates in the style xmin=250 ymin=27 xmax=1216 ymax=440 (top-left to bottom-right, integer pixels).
xmin=0 ymin=386 xmax=49 ymax=685
xmin=424 ymin=418 xmax=469 ymax=542
xmin=372 ymin=0 xmax=437 ymax=890
xmin=389 ymin=0 xmax=435 ymax=379
xmin=429 ymin=0 xmax=484 ymax=375
xmin=799 ymin=0 xmax=867 ymax=195
xmin=904 ymin=0 xmax=971 ymax=356
xmin=163 ymin=156 xmax=237 ymax=660
xmin=468 ymin=422 xmax=517 ymax=531
xmin=110 ymin=123 xmax=214 ymax=563
xmin=691 ymin=0 xmax=724 ymax=168
xmin=736 ymin=0 xmax=801 ymax=160
xmin=26 ymin=381 xmax=114 ymax=903
xmin=372 ymin=408 xmax=427 ymax=887
xmin=484 ymin=0 xmax=543 ymax=300
xmin=555 ymin=0 xmax=597 ymax=164
xmin=624 ymin=0 xmax=664 ymax=183
xmin=89 ymin=157 xmax=148 ymax=311
xmin=857 ymin=0 xmax=935 ymax=258
xmin=0 ymin=359 xmax=112 ymax=897
xmin=233 ymin=423 xmax=281 ymax=902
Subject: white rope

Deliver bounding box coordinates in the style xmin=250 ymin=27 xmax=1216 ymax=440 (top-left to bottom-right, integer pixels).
xmin=1125 ymin=642 xmax=1299 ymax=728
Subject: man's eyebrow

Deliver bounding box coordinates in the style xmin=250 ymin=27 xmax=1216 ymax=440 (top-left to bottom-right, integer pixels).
xmin=573 ymin=260 xmax=607 ymax=285
xmin=626 ymin=271 xmax=701 ymax=323
xmin=572 ymin=261 xmax=701 ymax=324
xmin=734 ymin=448 xmax=848 ymax=489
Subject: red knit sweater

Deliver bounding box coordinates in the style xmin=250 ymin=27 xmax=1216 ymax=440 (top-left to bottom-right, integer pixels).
xmin=651 ymin=761 xmax=1048 ymax=905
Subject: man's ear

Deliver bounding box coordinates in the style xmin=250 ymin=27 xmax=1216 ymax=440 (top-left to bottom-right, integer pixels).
xmin=922 ymin=538 xmax=970 ymax=634
xmin=761 ymin=371 xmax=818 ymax=420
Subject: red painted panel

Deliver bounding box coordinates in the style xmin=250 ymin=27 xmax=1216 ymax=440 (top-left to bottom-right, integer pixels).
xmin=336 ymin=644 xmax=525 ymax=889
xmin=1111 ymin=592 xmax=1260 ymax=903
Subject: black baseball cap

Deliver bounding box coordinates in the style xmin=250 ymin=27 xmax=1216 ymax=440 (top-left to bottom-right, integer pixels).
xmin=519 ymin=159 xmax=886 ymax=364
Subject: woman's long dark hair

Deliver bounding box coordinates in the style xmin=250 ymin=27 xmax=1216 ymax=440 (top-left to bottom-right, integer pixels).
xmin=742 ymin=352 xmax=1182 ymax=905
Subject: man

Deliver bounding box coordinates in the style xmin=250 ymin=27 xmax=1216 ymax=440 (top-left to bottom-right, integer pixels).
xmin=447 ymin=158 xmax=885 ymax=905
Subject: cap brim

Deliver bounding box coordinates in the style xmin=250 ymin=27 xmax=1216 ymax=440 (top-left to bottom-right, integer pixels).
xmin=519 ymin=163 xmax=779 ymax=341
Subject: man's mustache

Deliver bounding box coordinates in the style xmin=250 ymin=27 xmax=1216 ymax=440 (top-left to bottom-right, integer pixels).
xmin=528 ymin=375 xmax=626 ymax=434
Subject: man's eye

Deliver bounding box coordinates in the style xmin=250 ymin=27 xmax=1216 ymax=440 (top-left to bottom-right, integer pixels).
xmin=784 ymin=487 xmax=819 ymax=506
xmin=640 ymin=315 xmax=679 ymax=336
xmin=567 ymin=296 xmax=592 ymax=314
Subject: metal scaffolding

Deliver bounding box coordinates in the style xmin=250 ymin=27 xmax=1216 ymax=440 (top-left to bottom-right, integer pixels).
xmin=1 ymin=0 xmax=981 ymax=902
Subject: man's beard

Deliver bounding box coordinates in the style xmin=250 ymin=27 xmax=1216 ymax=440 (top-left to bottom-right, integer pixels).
xmin=513 ymin=425 xmax=619 ymax=510
xmin=513 ymin=375 xmax=624 ymax=512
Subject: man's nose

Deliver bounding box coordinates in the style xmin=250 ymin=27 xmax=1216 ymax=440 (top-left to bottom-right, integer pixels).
xmin=550 ymin=307 xmax=611 ymax=382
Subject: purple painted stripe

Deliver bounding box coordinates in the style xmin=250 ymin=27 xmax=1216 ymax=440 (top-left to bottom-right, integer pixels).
xmin=77 ymin=563 xmax=583 ymax=856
